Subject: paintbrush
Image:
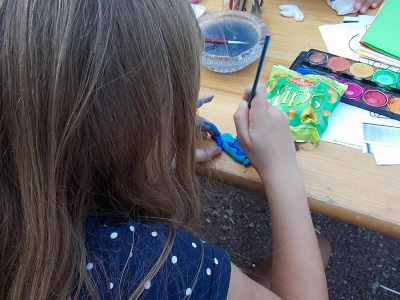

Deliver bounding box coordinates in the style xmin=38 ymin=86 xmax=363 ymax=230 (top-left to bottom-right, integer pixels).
xmin=248 ymin=33 xmax=271 ymax=108
xmin=205 ymin=38 xmax=249 ymax=45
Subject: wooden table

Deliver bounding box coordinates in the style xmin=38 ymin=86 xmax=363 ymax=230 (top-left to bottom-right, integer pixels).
xmin=196 ymin=0 xmax=400 ymax=239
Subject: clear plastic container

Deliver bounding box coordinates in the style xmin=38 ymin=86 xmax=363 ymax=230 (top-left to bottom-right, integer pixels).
xmin=198 ymin=10 xmax=269 ymax=73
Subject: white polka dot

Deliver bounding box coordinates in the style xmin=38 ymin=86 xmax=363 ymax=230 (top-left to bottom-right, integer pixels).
xmin=171 ymin=256 xmax=178 ymax=264
xmin=185 ymin=288 xmax=192 ymax=296
xmin=144 ymin=280 xmax=151 ymax=289
xmin=109 ymin=282 xmax=114 ymax=290
xmin=202 ymin=240 xmax=206 ymax=243
xmin=214 ymin=258 xmax=219 ymax=265
xmin=129 ymin=251 xmax=133 ymax=258
xmin=110 ymin=232 xmax=118 ymax=239
xmin=129 ymin=226 xmax=135 ymax=232
xmin=206 ymin=268 xmax=211 ymax=275
xmin=191 ymin=242 xmax=197 ymax=248
xmin=151 ymin=231 xmax=158 ymax=237
xmin=86 ymin=263 xmax=94 ymax=270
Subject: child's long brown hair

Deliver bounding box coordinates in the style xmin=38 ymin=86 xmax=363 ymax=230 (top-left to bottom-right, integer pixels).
xmin=0 ymin=0 xmax=203 ymax=298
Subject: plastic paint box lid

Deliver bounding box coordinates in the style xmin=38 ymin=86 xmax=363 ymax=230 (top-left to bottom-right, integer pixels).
xmin=372 ymin=69 xmax=398 ymax=86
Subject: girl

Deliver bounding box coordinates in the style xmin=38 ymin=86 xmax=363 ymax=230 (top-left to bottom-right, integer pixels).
xmin=0 ymin=0 xmax=329 ymax=299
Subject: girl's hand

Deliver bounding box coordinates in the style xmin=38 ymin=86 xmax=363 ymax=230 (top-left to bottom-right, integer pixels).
xmin=233 ymin=84 xmax=298 ymax=178
xmin=195 ymin=94 xmax=222 ymax=162
xmin=195 ymin=144 xmax=222 ymax=162
xmin=353 ymin=0 xmax=383 ymax=14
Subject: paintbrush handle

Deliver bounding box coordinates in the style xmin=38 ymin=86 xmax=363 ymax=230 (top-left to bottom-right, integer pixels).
xmin=248 ymin=33 xmax=271 ymax=108
xmin=204 ymin=38 xmax=228 ymax=44
xmin=245 ymin=0 xmax=253 ymax=13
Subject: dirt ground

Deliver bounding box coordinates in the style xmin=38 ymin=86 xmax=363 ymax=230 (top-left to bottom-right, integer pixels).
xmin=198 ymin=177 xmax=400 ymax=300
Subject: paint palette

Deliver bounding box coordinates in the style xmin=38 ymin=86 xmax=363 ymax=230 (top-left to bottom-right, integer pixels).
xmin=290 ymin=49 xmax=400 ymax=121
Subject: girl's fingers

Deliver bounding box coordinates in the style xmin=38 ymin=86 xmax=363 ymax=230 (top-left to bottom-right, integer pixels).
xmin=195 ymin=146 xmax=222 ymax=162
xmin=242 ymin=83 xmax=254 ymax=101
xmin=196 ymin=116 xmax=221 ymax=137
xmin=197 ymin=93 xmax=214 ymax=108
xmin=233 ymin=100 xmax=250 ymax=143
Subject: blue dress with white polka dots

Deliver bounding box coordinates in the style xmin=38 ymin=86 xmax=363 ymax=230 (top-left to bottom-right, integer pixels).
xmin=79 ymin=216 xmax=231 ymax=299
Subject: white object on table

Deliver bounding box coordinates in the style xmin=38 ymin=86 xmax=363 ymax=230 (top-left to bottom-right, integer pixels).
xmin=318 ymin=15 xmax=375 ymax=61
xmin=326 ymin=0 xmax=357 ymax=15
xmin=191 ymin=4 xmax=206 ymax=18
xmin=279 ymin=4 xmax=304 ymax=22
xmin=362 ymin=122 xmax=400 ymax=165
xmin=321 ymin=102 xmax=400 ymax=149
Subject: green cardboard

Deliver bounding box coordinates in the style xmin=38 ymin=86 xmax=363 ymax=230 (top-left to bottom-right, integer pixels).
xmin=360 ymin=0 xmax=400 ymax=60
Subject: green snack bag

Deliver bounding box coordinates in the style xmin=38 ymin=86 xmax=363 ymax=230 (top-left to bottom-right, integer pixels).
xmin=266 ymin=65 xmax=347 ymax=145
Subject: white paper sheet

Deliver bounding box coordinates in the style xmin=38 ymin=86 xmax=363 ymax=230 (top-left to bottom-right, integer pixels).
xmin=364 ymin=143 xmax=400 ymax=165
xmin=362 ymin=122 xmax=400 ymax=165
xmin=318 ymin=15 xmax=374 ymax=61
xmin=321 ymin=102 xmax=400 ymax=149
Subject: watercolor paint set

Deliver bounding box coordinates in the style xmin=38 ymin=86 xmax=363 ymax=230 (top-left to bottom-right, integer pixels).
xmin=289 ymin=49 xmax=400 ymax=121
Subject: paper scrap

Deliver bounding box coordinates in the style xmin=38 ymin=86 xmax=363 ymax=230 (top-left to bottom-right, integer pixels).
xmin=362 ymin=122 xmax=400 ymax=165
xmin=191 ymin=4 xmax=206 ymax=18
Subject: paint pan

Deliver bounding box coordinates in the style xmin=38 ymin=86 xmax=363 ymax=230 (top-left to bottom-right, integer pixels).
xmin=349 ymin=63 xmax=374 ymax=80
xmin=363 ymin=90 xmax=388 ymax=107
xmin=307 ymin=51 xmax=328 ymax=65
xmin=326 ymin=56 xmax=351 ymax=73
xmin=296 ymin=66 xmax=316 ymax=75
xmin=388 ymin=97 xmax=400 ymax=114
xmin=372 ymin=69 xmax=398 ymax=87
xmin=343 ymin=82 xmax=363 ymax=99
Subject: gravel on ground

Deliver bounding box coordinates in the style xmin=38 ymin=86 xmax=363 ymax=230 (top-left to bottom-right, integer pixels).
xmin=199 ymin=177 xmax=400 ymax=300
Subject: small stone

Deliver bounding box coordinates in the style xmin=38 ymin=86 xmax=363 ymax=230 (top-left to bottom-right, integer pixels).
xmin=371 ymin=281 xmax=379 ymax=294
xmin=226 ymin=209 xmax=234 ymax=216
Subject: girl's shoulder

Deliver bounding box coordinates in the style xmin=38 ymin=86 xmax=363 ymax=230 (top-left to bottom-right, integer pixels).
xmin=83 ymin=216 xmax=231 ymax=299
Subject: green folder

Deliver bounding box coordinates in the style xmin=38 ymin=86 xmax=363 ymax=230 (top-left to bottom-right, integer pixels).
xmin=360 ymin=0 xmax=400 ymax=60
